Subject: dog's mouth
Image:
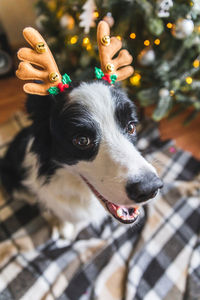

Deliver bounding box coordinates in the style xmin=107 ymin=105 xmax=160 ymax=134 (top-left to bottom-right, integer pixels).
xmin=81 ymin=176 xmax=140 ymax=224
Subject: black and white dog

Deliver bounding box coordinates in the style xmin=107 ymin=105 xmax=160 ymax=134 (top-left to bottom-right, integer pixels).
xmin=0 ymin=80 xmax=163 ymax=239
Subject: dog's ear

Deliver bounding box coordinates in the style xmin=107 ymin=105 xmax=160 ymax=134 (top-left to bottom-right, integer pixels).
xmin=26 ymin=89 xmax=73 ymax=124
xmin=26 ymin=94 xmax=55 ymax=123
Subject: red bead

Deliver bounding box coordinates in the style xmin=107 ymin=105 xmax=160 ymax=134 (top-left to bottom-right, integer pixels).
xmin=58 ymin=82 xmax=69 ymax=92
xmin=102 ymin=74 xmax=111 ymax=83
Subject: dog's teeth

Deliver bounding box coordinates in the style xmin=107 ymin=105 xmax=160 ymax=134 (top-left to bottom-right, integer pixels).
xmin=135 ymin=208 xmax=140 ymax=215
xmin=133 ymin=210 xmax=140 ymax=218
xmin=117 ymin=207 xmax=123 ymax=217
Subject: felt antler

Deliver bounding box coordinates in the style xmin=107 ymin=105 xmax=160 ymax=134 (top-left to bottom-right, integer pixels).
xmin=97 ymin=21 xmax=134 ymax=81
xmin=16 ymin=27 xmax=62 ymax=95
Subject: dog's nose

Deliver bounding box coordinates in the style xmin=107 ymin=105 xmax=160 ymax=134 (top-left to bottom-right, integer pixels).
xmin=126 ymin=173 xmax=163 ymax=203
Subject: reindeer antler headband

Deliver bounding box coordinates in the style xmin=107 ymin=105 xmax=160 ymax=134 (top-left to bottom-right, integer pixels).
xmin=16 ymin=21 xmax=134 ymax=96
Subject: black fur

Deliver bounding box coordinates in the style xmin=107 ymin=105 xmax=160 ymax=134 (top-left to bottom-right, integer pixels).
xmin=111 ymin=86 xmax=138 ymax=143
xmin=27 ymin=89 xmax=101 ymax=177
xmin=112 ymin=87 xmax=138 ymax=128
xmin=0 ymin=127 xmax=31 ymax=194
xmin=50 ymin=100 xmax=101 ymax=166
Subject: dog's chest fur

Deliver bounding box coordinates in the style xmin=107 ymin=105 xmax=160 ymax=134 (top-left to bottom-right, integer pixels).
xmin=20 ymin=141 xmax=107 ymax=224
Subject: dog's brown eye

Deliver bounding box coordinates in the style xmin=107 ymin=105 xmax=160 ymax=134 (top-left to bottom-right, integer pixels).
xmin=73 ymin=136 xmax=92 ymax=149
xmin=127 ymin=122 xmax=136 ymax=135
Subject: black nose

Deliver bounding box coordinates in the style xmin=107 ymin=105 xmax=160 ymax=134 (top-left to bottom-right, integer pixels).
xmin=126 ymin=173 xmax=163 ymax=203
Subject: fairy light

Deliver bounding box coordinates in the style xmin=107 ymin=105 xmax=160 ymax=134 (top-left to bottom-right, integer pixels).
xmin=167 ymin=23 xmax=173 ymax=29
xmin=67 ymin=16 xmax=75 ymax=30
xmin=144 ymin=40 xmax=150 ymax=46
xmin=93 ymin=11 xmax=99 ymax=18
xmin=193 ymin=59 xmax=200 ymax=68
xmin=82 ymin=37 xmax=90 ymax=45
xmin=56 ymin=9 xmax=63 ymax=18
xmin=70 ymin=35 xmax=78 ymax=44
xmin=130 ymin=73 xmax=141 ymax=86
xmin=130 ymin=33 xmax=136 ymax=39
xmin=185 ymin=77 xmax=193 ymax=84
xmin=86 ymin=44 xmax=92 ymax=51
xmin=48 ymin=0 xmax=56 ymax=12
xmin=170 ymin=90 xmax=175 ymax=96
xmin=154 ymin=39 xmax=160 ymax=45
xmin=197 ymin=26 xmax=200 ymax=33
xmin=116 ymin=36 xmax=122 ymax=40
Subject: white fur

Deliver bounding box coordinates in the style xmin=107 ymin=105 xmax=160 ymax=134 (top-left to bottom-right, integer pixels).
xmin=22 ymin=148 xmax=107 ymax=224
xmin=20 ymin=82 xmax=157 ymax=239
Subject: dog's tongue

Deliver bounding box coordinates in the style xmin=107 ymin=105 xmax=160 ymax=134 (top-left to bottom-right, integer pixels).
xmin=106 ymin=202 xmax=140 ymax=221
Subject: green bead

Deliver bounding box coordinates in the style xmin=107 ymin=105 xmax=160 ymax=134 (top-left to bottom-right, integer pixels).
xmin=62 ymin=73 xmax=71 ymax=84
xmin=110 ymin=74 xmax=117 ymax=84
xmin=48 ymin=86 xmax=59 ymax=95
xmin=95 ymin=67 xmax=104 ymax=79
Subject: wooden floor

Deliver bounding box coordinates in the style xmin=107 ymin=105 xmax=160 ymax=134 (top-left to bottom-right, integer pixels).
xmin=0 ymin=77 xmax=26 ymax=124
xmin=0 ymin=76 xmax=200 ymax=160
xmin=159 ymin=109 xmax=200 ymax=160
xmin=145 ymin=107 xmax=200 ymax=160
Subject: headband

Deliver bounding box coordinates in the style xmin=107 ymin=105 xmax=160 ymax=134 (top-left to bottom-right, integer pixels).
xmin=16 ymin=21 xmax=134 ymax=96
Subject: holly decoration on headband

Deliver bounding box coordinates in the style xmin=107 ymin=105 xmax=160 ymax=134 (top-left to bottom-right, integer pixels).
xmin=48 ymin=68 xmax=117 ymax=95
xmin=95 ymin=67 xmax=117 ymax=84
xmin=48 ymin=73 xmax=71 ymax=95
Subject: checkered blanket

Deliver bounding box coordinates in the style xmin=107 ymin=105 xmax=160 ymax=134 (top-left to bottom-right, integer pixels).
xmin=0 ymin=112 xmax=200 ymax=300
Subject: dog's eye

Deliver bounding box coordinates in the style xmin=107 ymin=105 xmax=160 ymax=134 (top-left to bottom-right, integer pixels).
xmin=126 ymin=121 xmax=136 ymax=135
xmin=73 ymin=136 xmax=92 ymax=149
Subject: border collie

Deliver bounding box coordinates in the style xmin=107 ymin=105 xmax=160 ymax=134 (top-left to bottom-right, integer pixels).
xmin=0 ymin=80 xmax=163 ymax=239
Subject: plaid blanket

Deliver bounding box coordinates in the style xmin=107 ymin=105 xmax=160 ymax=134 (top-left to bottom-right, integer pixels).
xmin=0 ymin=112 xmax=200 ymax=300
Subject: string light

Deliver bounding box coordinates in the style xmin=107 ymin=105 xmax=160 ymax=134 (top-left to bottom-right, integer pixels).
xmin=193 ymin=59 xmax=200 ymax=68
xmin=170 ymin=90 xmax=175 ymax=96
xmin=130 ymin=73 xmax=141 ymax=86
xmin=185 ymin=77 xmax=193 ymax=84
xmin=197 ymin=26 xmax=200 ymax=33
xmin=93 ymin=11 xmax=99 ymax=18
xmin=154 ymin=39 xmax=160 ymax=45
xmin=167 ymin=23 xmax=173 ymax=29
xmin=116 ymin=36 xmax=122 ymax=40
xmin=86 ymin=44 xmax=92 ymax=51
xmin=82 ymin=37 xmax=90 ymax=45
xmin=48 ymin=0 xmax=56 ymax=12
xmin=56 ymin=9 xmax=63 ymax=18
xmin=70 ymin=35 xmax=78 ymax=44
xmin=130 ymin=33 xmax=136 ymax=39
xmin=144 ymin=40 xmax=150 ymax=46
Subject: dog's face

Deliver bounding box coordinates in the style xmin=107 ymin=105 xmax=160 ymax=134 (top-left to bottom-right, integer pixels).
xmin=36 ymin=81 xmax=163 ymax=225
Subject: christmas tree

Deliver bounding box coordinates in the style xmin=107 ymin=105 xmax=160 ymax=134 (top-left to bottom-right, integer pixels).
xmin=35 ymin=0 xmax=200 ymax=122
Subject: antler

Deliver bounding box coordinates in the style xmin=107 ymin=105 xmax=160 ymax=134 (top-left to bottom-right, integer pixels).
xmin=16 ymin=27 xmax=62 ymax=95
xmin=97 ymin=21 xmax=134 ymax=81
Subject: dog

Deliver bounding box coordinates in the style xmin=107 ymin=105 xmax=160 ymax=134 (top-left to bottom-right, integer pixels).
xmin=0 ymin=80 xmax=163 ymax=239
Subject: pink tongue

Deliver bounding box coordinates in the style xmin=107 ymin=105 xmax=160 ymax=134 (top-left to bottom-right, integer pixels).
xmin=107 ymin=202 xmax=139 ymax=220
